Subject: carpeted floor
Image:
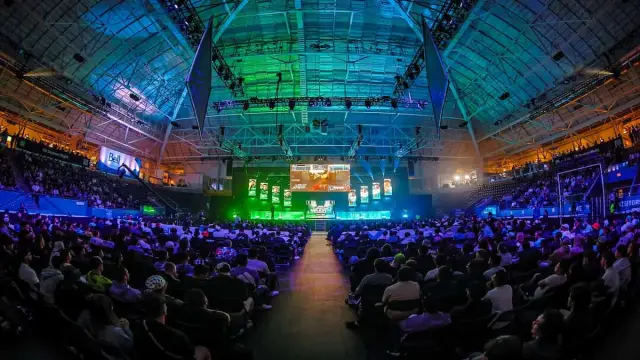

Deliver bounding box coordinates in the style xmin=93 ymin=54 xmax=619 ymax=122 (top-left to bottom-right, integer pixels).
xmin=245 ymin=233 xmax=367 ymax=360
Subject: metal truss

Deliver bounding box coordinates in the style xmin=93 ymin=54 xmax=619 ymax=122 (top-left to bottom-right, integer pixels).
xmin=211 ymin=96 xmax=429 ymax=112
xmin=158 ymin=0 xmax=246 ymax=96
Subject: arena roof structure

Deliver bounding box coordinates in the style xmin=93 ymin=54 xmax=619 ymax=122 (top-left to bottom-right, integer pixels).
xmin=0 ymin=0 xmax=639 ymax=165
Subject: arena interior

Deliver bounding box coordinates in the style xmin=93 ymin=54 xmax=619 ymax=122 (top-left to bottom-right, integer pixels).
xmin=0 ymin=0 xmax=640 ymax=359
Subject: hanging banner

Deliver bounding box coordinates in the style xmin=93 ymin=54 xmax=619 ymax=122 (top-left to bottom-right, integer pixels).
xmin=98 ymin=146 xmax=141 ymax=177
xmin=372 ymin=182 xmax=381 ymax=200
xmin=384 ymin=178 xmax=393 ymax=196
xmin=248 ymin=179 xmax=257 ymax=197
xmin=360 ymin=185 xmax=369 ymax=204
xmin=283 ymin=189 xmax=292 ymax=207
xmin=16 ymin=138 xmax=90 ymax=167
xmin=348 ymin=189 xmax=357 ymax=207
xmin=272 ymin=186 xmax=280 ymax=204
xmin=259 ymin=182 xmax=268 ymax=200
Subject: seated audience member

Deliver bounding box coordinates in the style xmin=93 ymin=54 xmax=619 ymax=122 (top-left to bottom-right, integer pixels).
xmin=404 ymin=259 xmax=424 ymax=282
xmin=381 ymin=244 xmax=394 ymax=262
xmin=154 ymin=251 xmax=169 ymax=273
xmin=451 ymin=281 xmax=493 ymax=322
xmin=209 ymin=262 xmax=258 ymax=312
xmin=483 ymin=270 xmax=513 ymax=313
xmin=354 ymin=258 xmax=394 ymax=297
xmin=467 ymin=335 xmax=523 ymax=360
xmin=257 ymin=246 xmax=276 ymax=272
xmin=522 ymin=308 xmax=564 ymax=360
xmin=161 ymin=262 xmax=183 ymax=298
xmin=181 ymin=264 xmax=211 ymax=290
xmin=600 ymin=251 xmax=620 ymax=295
xmin=533 ymin=259 xmax=569 ymax=298
xmin=109 ymin=266 xmax=142 ymax=303
xmin=175 ymin=253 xmax=194 ymax=277
xmin=398 ymin=297 xmax=451 ymax=334
xmin=77 ymin=294 xmax=133 ymax=355
xmin=86 ymin=256 xmax=112 ymax=293
xmin=548 ymin=238 xmax=571 ymax=263
xmin=422 ymin=266 xmax=461 ymax=310
xmin=563 ymin=284 xmax=594 ymax=356
xmin=145 ymin=274 xmax=183 ymax=306
xmin=175 ymin=289 xmax=231 ymax=342
xmin=132 ymin=294 xmax=211 ymax=360
xmin=415 ymin=245 xmax=436 ymax=275
xmin=247 ymin=247 xmax=279 ymax=296
xmin=231 ymin=253 xmax=261 ymax=287
xmin=424 ymin=254 xmax=447 ymax=281
xmin=519 ymin=240 xmax=541 ymax=270
xmin=460 ymin=259 xmax=487 ymax=287
xmin=390 ymin=253 xmax=406 ymax=273
xmin=613 ymin=245 xmax=632 ymax=290
xmin=483 ymin=254 xmax=505 ymax=280
xmin=498 ymin=245 xmax=513 ymax=266
xmin=40 ymin=255 xmax=65 ymax=304
xmin=381 ymin=266 xmax=421 ymax=321
xmin=18 ymin=249 xmax=39 ymax=289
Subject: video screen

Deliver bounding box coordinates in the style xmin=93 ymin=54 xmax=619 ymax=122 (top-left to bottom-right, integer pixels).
xmin=372 ymin=182 xmax=381 ymax=200
xmin=248 ymin=179 xmax=257 ymax=197
xmin=290 ymin=164 xmax=350 ymax=192
xmin=272 ymin=186 xmax=280 ymax=204
xmin=259 ymin=183 xmax=268 ymax=200
xmin=348 ymin=190 xmax=357 ymax=207
xmin=283 ymin=189 xmax=292 ymax=207
xmin=384 ymin=178 xmax=393 ymax=196
xmin=360 ymin=185 xmax=369 ymax=204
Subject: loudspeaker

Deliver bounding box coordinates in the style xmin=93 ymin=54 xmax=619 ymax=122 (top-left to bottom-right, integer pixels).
xmin=408 ymin=160 xmax=415 ymax=177
xmin=226 ymin=159 xmax=233 ymax=176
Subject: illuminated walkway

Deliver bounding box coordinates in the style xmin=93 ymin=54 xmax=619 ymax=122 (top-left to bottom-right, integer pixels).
xmin=245 ymin=233 xmax=366 ymax=360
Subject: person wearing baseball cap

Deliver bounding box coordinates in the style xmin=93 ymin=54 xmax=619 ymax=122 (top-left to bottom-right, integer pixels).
xmin=145 ymin=274 xmax=183 ymax=306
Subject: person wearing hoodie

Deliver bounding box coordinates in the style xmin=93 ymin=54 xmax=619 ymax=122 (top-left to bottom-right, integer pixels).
xmin=41 ymin=255 xmax=65 ymax=304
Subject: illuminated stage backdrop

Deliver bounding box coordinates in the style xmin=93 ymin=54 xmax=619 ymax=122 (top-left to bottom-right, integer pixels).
xmin=360 ymin=185 xmax=369 ymax=204
xmin=306 ymin=200 xmax=336 ymax=219
xmin=283 ymin=189 xmax=292 ymax=207
xmin=372 ymin=182 xmax=381 ymax=200
xmin=348 ymin=189 xmax=357 ymax=207
xmin=259 ymin=183 xmax=268 ymax=200
xmin=248 ymin=179 xmax=257 ymax=197
xmin=272 ymin=186 xmax=280 ymax=204
xmin=384 ymin=179 xmax=393 ymax=196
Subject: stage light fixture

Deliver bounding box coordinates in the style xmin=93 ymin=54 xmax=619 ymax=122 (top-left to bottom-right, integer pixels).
xmin=268 ymin=100 xmax=276 ymax=110
xmin=458 ymin=121 xmax=468 ymax=128
xmin=391 ymin=98 xmax=398 ymax=109
xmin=324 ymin=98 xmax=332 ymax=107
xmin=439 ymin=124 xmax=448 ymax=130
xmin=129 ymin=93 xmax=140 ymax=102
xmin=215 ymin=102 xmax=223 ymax=113
xmin=288 ymin=99 xmax=296 ymax=111
xmin=345 ymin=99 xmax=352 ymax=110
xmin=499 ymin=92 xmax=510 ymax=101
xmin=364 ymin=99 xmax=372 ymax=109
xmin=552 ymin=51 xmax=565 ymax=61
xmin=73 ymin=53 xmax=85 ymax=63
xmin=242 ymin=101 xmax=249 ymax=111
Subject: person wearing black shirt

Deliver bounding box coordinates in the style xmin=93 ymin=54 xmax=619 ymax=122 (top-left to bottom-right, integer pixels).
xmin=174 ymin=289 xmax=231 ymax=348
xmin=161 ymin=262 xmax=183 ymax=299
xmin=450 ymin=282 xmax=492 ymax=322
xmin=132 ymin=294 xmax=210 ymax=360
xmin=350 ymin=247 xmax=380 ymax=292
xmin=181 ymin=264 xmax=211 ymax=291
xmin=519 ymin=240 xmax=541 ymax=271
xmin=207 ymin=262 xmax=252 ymax=314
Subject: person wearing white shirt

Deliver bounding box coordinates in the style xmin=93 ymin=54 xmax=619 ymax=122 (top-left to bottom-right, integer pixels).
xmin=483 ymin=254 xmax=505 ymax=280
xmin=533 ymin=260 xmax=569 ymax=298
xmin=18 ymin=250 xmax=39 ymax=288
xmin=613 ymin=245 xmax=631 ymax=290
xmin=601 ymin=252 xmax=620 ymax=294
xmin=483 ymin=270 xmax=513 ymax=313
xmin=498 ymin=248 xmax=513 ymax=267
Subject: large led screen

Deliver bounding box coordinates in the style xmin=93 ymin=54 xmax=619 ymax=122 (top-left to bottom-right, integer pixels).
xmin=248 ymin=179 xmax=257 ymax=197
xmin=259 ymin=183 xmax=268 ymax=200
xmin=290 ymin=164 xmax=350 ymax=192
xmin=98 ymin=146 xmax=141 ymax=177
xmin=272 ymin=186 xmax=280 ymax=204
xmin=306 ymin=200 xmax=336 ymax=219
xmin=384 ymin=178 xmax=393 ymax=196
xmin=283 ymin=189 xmax=292 ymax=207
xmin=372 ymin=182 xmax=381 ymax=200
xmin=360 ymin=185 xmax=369 ymax=204
xmin=348 ymin=190 xmax=357 ymax=207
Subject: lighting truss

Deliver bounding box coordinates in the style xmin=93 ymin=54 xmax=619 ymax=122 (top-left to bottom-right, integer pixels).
xmin=163 ymin=0 xmax=244 ymax=96
xmin=277 ymin=125 xmax=293 ymax=160
xmin=347 ymin=125 xmax=364 ymax=159
xmin=393 ymin=0 xmax=477 ymax=96
xmin=395 ymin=127 xmax=423 ymax=158
xmin=212 ymin=96 xmax=428 ymax=112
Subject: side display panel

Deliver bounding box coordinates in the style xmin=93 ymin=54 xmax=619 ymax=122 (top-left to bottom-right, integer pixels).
xmin=348 ymin=190 xmax=357 ymax=207
xmin=248 ymin=179 xmax=257 ymax=197
xmin=360 ymin=185 xmax=369 ymax=204
xmin=272 ymin=186 xmax=280 ymax=204
xmin=283 ymin=189 xmax=292 ymax=207
xmin=384 ymin=178 xmax=393 ymax=196
xmin=372 ymin=182 xmax=381 ymax=200
xmin=259 ymin=183 xmax=268 ymax=200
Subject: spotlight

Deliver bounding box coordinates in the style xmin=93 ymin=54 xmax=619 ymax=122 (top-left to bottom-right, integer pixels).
xmin=73 ymin=53 xmax=85 ymax=63
xmin=324 ymin=98 xmax=332 ymax=107
xmin=499 ymin=92 xmax=510 ymax=101
xmin=552 ymin=51 xmax=565 ymax=61
xmin=268 ymin=100 xmax=275 ymax=110
xmin=391 ymin=98 xmax=398 ymax=109
xmin=215 ymin=102 xmax=223 ymax=113
xmin=288 ymin=99 xmax=296 ymax=111
xmin=345 ymin=98 xmax=352 ymax=110
xmin=308 ymin=99 xmax=316 ymax=107
xmin=129 ymin=93 xmax=140 ymax=102
xmin=242 ymin=101 xmax=249 ymax=111
xmin=458 ymin=121 xmax=469 ymax=128
xmin=439 ymin=124 xmax=449 ymax=130
xmin=364 ymin=99 xmax=372 ymax=109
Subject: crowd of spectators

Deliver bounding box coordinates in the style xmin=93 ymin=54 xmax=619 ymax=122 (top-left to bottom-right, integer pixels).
xmin=499 ymin=178 xmax=556 ymax=209
xmin=0 ymin=213 xmax=309 ymax=359
xmin=331 ymin=213 xmax=639 ymax=359
xmin=18 ymin=151 xmax=143 ymax=209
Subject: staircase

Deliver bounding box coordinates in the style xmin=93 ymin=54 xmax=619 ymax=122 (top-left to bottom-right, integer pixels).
xmin=7 ymin=152 xmax=39 ymax=212
xmin=313 ymin=221 xmax=326 ymax=232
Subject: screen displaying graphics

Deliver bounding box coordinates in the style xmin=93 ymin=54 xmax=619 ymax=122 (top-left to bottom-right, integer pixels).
xmin=283 ymin=189 xmax=292 ymax=207
xmin=384 ymin=178 xmax=393 ymax=196
xmin=348 ymin=190 xmax=357 ymax=207
xmin=248 ymin=179 xmax=257 ymax=197
xmin=259 ymin=183 xmax=268 ymax=200
xmin=372 ymin=182 xmax=381 ymax=200
xmin=272 ymin=186 xmax=280 ymax=204
xmin=306 ymin=200 xmax=336 ymax=219
xmin=290 ymin=164 xmax=350 ymax=192
xmin=98 ymin=146 xmax=141 ymax=177
xmin=360 ymin=185 xmax=369 ymax=204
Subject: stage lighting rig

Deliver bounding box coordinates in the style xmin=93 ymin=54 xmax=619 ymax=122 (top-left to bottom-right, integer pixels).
xmin=348 ymin=125 xmax=364 ymax=159
xmin=393 ymin=0 xmax=478 ymax=96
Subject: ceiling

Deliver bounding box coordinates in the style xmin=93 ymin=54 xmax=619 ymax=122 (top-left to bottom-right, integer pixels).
xmin=0 ymin=0 xmax=638 ymax=164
